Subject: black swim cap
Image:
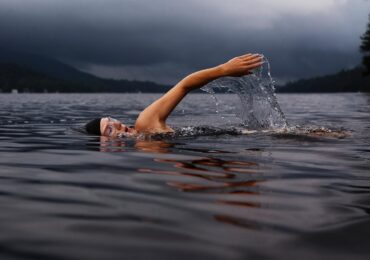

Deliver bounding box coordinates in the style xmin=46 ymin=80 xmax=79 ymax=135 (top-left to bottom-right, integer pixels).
xmin=85 ymin=118 xmax=101 ymax=135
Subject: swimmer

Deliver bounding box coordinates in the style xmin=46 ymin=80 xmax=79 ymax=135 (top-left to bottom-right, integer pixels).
xmin=85 ymin=53 xmax=263 ymax=137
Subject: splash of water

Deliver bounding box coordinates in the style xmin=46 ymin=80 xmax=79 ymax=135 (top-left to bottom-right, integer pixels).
xmin=201 ymin=57 xmax=287 ymax=129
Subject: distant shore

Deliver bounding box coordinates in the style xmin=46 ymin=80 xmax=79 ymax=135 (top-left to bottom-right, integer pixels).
xmin=1 ymin=54 xmax=369 ymax=93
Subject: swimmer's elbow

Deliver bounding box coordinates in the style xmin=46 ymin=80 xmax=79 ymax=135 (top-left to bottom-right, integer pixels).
xmin=177 ymin=76 xmax=203 ymax=93
xmin=177 ymin=82 xmax=192 ymax=93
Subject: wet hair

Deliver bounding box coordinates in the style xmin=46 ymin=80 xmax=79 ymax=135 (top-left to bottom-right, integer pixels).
xmin=85 ymin=118 xmax=102 ymax=135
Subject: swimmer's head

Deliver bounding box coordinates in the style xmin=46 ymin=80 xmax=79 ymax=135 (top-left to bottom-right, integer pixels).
xmin=85 ymin=118 xmax=101 ymax=135
xmin=85 ymin=117 xmax=136 ymax=137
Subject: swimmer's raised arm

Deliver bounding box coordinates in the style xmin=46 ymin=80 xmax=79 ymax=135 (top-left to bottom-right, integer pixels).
xmin=135 ymin=53 xmax=263 ymax=133
xmin=179 ymin=53 xmax=263 ymax=92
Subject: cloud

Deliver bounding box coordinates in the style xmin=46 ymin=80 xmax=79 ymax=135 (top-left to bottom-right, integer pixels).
xmin=0 ymin=0 xmax=368 ymax=83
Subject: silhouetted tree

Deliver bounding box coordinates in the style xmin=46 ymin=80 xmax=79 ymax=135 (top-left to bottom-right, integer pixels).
xmin=360 ymin=14 xmax=370 ymax=76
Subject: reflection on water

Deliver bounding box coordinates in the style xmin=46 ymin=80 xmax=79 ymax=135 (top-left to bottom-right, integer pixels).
xmin=133 ymin=139 xmax=263 ymax=231
xmin=135 ymin=139 xmax=175 ymax=153
xmin=99 ymin=136 xmax=126 ymax=152
xmin=214 ymin=214 xmax=261 ymax=230
xmin=139 ymin=155 xmax=260 ymax=191
xmin=0 ymin=93 xmax=370 ymax=260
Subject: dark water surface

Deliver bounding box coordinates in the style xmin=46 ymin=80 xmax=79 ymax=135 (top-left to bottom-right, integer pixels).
xmin=0 ymin=93 xmax=369 ymax=260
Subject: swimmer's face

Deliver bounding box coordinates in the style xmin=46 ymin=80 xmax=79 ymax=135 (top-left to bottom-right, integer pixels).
xmin=100 ymin=117 xmax=136 ymax=137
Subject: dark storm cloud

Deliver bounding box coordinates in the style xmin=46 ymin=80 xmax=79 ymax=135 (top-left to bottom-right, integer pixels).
xmin=0 ymin=0 xmax=368 ymax=83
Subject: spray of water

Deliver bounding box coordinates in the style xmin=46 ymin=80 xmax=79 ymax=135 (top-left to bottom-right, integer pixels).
xmin=201 ymin=56 xmax=287 ymax=130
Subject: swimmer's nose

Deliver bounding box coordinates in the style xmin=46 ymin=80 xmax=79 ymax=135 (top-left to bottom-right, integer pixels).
xmin=121 ymin=124 xmax=129 ymax=132
xmin=118 ymin=123 xmax=129 ymax=132
xmin=112 ymin=121 xmax=122 ymax=129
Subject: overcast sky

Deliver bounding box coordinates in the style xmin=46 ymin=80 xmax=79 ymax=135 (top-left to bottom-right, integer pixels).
xmin=0 ymin=0 xmax=369 ymax=84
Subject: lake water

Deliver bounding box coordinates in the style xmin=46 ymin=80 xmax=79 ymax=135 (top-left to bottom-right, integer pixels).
xmin=0 ymin=93 xmax=369 ymax=260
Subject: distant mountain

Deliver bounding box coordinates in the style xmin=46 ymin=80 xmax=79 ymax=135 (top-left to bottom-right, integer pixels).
xmin=278 ymin=67 xmax=370 ymax=93
xmin=0 ymin=63 xmax=97 ymax=92
xmin=0 ymin=50 xmax=171 ymax=93
xmin=0 ymin=49 xmax=102 ymax=83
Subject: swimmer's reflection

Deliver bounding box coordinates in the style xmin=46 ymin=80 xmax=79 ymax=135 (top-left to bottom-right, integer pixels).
xmin=99 ymin=137 xmax=262 ymax=195
xmin=139 ymin=156 xmax=262 ymax=194
xmin=134 ymin=139 xmax=174 ymax=153
xmin=99 ymin=136 xmax=125 ymax=152
xmin=99 ymin=137 xmax=264 ymax=229
xmin=138 ymin=154 xmax=264 ymax=229
xmin=214 ymin=214 xmax=261 ymax=230
xmin=99 ymin=137 xmax=261 ymax=194
xmin=99 ymin=136 xmax=174 ymax=153
xmin=153 ymin=157 xmax=259 ymax=192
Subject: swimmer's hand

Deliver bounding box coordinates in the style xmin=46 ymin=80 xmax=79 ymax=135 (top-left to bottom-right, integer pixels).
xmin=219 ymin=53 xmax=263 ymax=77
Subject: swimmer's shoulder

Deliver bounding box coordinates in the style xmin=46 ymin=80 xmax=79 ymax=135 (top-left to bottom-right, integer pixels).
xmin=135 ymin=115 xmax=174 ymax=134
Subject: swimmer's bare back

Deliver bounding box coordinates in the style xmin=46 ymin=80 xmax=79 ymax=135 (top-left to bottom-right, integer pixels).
xmin=134 ymin=54 xmax=263 ymax=134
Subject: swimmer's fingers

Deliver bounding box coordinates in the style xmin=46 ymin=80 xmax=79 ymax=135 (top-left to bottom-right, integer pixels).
xmin=245 ymin=62 xmax=263 ymax=71
xmin=239 ymin=53 xmax=252 ymax=59
xmin=240 ymin=53 xmax=260 ymax=58
xmin=241 ymin=53 xmax=262 ymax=61
xmin=243 ymin=56 xmax=263 ymax=65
